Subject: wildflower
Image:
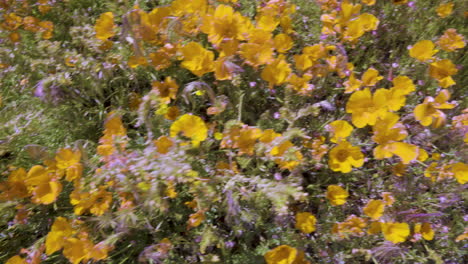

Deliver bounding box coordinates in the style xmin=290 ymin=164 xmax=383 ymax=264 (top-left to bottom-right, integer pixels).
xmin=372 ymin=112 xmax=418 ymax=164
xmin=264 ymin=245 xmax=309 ymax=264
xmin=326 ymin=185 xmax=349 ymax=206
xmin=392 ymin=0 xmax=408 ymax=5
xmin=362 ymin=0 xmax=375 ymax=5
xmin=201 ymin=4 xmax=250 ymax=45
xmin=363 ymin=200 xmax=385 ymax=220
xmin=89 ymin=188 xmax=112 ymax=216
xmin=391 ymin=75 xmax=415 ymax=95
xmin=381 ymin=222 xmax=410 ymax=243
xmin=437 ymin=28 xmax=465 ymax=52
xmin=187 ymin=211 xmax=205 ymax=229
xmin=170 ymin=114 xmax=208 ymax=147
xmin=95 ymin=12 xmax=115 ymax=40
xmin=382 ymin=192 xmax=395 ymax=206
xmin=335 ymin=215 xmax=368 ymax=237
xmin=270 ymin=140 xmax=303 ymax=170
xmin=221 ymin=125 xmax=262 ymax=155
xmin=261 ymin=55 xmax=292 ymax=88
xmin=45 ymin=217 xmax=74 ymax=255
xmin=346 ymin=88 xmax=388 ymax=128
xmin=436 ymin=2 xmax=454 ymax=18
xmin=326 ymin=120 xmax=353 ymax=143
xmin=32 ymin=180 xmax=62 ymax=205
xmin=414 ymin=90 xmax=456 ymax=127
xmin=328 ymin=141 xmax=364 ymax=173
xmin=180 ymin=42 xmax=215 ymax=77
xmin=414 ymin=223 xmax=435 ymax=240
xmin=409 ymin=40 xmax=438 ymax=62
xmin=153 ymin=136 xmax=174 ymax=154
xmin=152 ymin=77 xmax=178 ymax=104
xmin=344 ymin=73 xmax=362 ymax=93
xmin=361 ymin=68 xmax=383 ymax=87
xmin=274 ymin=33 xmax=293 ymax=53
xmin=367 ymin=222 xmax=381 ymax=235
xmin=429 ymin=59 xmax=458 ymax=88
xmin=5 ymin=255 xmax=27 ymax=264
xmin=451 ymin=162 xmax=468 ymax=184
xmin=295 ymin=212 xmax=317 ymax=234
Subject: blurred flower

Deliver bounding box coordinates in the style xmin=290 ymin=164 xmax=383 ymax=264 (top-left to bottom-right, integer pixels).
xmin=436 ymin=2 xmax=454 ymax=18
xmin=363 ymin=200 xmax=385 ymax=220
xmin=295 ymin=212 xmax=317 ymax=234
xmin=326 ymin=185 xmax=349 ymax=206
xmin=381 ymin=222 xmax=410 ymax=243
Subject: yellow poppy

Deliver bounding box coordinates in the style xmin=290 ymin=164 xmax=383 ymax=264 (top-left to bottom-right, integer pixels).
xmin=326 ymin=185 xmax=349 ymax=206
xmin=170 ymin=114 xmax=208 ymax=147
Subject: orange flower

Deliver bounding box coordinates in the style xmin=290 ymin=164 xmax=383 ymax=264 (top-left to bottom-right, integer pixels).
xmin=437 ymin=28 xmax=466 ymax=52
xmin=261 ymin=55 xmax=292 ymax=88
xmin=436 ymin=2 xmax=454 ymax=18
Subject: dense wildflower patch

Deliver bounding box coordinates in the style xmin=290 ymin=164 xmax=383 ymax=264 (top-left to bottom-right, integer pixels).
xmin=0 ymin=0 xmax=466 ymax=263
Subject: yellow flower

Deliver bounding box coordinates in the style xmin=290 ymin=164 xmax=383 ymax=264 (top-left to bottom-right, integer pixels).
xmin=89 ymin=188 xmax=112 ymax=216
xmin=32 ymin=180 xmax=62 ymax=205
xmin=346 ymin=88 xmax=388 ymax=128
xmin=436 ymin=2 xmax=454 ymax=18
xmin=63 ymin=237 xmax=89 ymax=264
xmin=326 ymin=185 xmax=349 ymax=206
xmin=451 ymin=162 xmax=468 ymax=184
xmin=270 ymin=140 xmax=303 ymax=171
xmin=409 ymin=40 xmax=438 ymax=62
xmin=55 ymin=148 xmax=81 ymax=169
xmin=414 ymin=90 xmax=456 ymax=127
xmin=429 ymin=59 xmax=458 ymax=88
xmin=361 ymin=68 xmax=383 ymax=87
xmin=152 ymin=77 xmax=178 ymax=103
xmin=328 ymin=141 xmax=364 ymax=173
xmin=181 ymin=42 xmax=215 ymax=77
xmin=391 ymin=75 xmax=415 ymax=95
xmin=344 ymin=73 xmax=362 ymax=93
xmin=362 ymin=0 xmax=376 ymax=5
xmin=382 ymin=192 xmax=395 ymax=206
xmin=153 ymin=136 xmax=174 ymax=154
xmin=170 ymin=114 xmax=208 ymax=147
xmin=437 ymin=28 xmax=466 ymax=52
xmin=239 ymin=41 xmax=274 ymax=67
xmin=367 ymin=221 xmax=381 ymax=235
xmin=326 ymin=120 xmax=353 ymax=143
xmin=95 ymin=12 xmax=115 ymax=40
xmin=381 ymin=222 xmax=410 ymax=243
xmin=295 ymin=212 xmax=317 ymax=234
xmin=274 ymin=33 xmax=293 ymax=53
xmin=5 ymin=256 xmax=27 ymax=264
xmin=363 ymin=199 xmax=385 ymax=220
xmin=264 ymin=245 xmax=309 ymax=264
xmin=201 ymin=4 xmax=250 ymax=45
xmin=392 ymin=0 xmax=408 ymax=5
xmin=187 ymin=211 xmax=205 ymax=229
xmin=372 ymin=112 xmax=418 ymax=164
xmin=45 ymin=217 xmax=74 ymax=255
xmin=261 ymin=55 xmax=292 ymax=88
xmin=414 ymin=223 xmax=435 ymax=240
